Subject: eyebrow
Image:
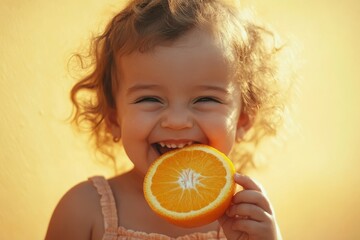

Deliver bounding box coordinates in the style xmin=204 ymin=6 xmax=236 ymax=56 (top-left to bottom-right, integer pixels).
xmin=126 ymin=84 xmax=161 ymax=95
xmin=195 ymin=85 xmax=231 ymax=94
xmin=126 ymin=83 xmax=232 ymax=95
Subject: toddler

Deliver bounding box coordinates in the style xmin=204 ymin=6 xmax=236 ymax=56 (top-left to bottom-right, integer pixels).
xmin=46 ymin=0 xmax=293 ymax=239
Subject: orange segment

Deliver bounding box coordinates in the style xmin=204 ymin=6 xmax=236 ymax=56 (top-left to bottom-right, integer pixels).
xmin=143 ymin=144 xmax=236 ymax=228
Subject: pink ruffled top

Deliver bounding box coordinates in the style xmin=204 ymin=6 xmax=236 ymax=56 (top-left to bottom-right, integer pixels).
xmin=89 ymin=176 xmax=226 ymax=240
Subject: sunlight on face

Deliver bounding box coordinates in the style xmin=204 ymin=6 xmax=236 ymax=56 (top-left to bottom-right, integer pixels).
xmin=112 ymin=29 xmax=243 ymax=175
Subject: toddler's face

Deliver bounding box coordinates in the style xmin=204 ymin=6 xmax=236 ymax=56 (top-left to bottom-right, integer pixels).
xmin=111 ymin=29 xmax=245 ymax=176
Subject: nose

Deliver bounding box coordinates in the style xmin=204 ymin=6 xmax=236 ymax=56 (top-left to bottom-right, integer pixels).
xmin=160 ymin=105 xmax=193 ymax=130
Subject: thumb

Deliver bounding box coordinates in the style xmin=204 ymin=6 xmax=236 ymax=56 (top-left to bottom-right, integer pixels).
xmin=218 ymin=212 xmax=229 ymax=227
xmin=218 ymin=210 xmax=233 ymax=232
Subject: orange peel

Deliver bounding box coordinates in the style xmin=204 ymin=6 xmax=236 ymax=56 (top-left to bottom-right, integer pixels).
xmin=143 ymin=144 xmax=235 ymax=228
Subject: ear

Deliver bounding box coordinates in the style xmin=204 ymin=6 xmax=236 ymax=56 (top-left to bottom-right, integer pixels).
xmin=236 ymin=112 xmax=252 ymax=141
xmin=105 ymin=108 xmax=121 ymax=140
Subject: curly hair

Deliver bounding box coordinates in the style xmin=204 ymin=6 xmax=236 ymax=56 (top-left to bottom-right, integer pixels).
xmin=70 ymin=0 xmax=294 ymax=171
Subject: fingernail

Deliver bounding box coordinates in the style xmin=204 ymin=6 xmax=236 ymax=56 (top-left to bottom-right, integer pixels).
xmin=234 ymin=173 xmax=242 ymax=180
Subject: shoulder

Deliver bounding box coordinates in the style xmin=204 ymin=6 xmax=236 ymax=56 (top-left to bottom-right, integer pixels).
xmin=45 ymin=179 xmax=103 ymax=240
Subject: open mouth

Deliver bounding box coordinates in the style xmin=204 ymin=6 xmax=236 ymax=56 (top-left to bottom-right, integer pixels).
xmin=153 ymin=141 xmax=196 ymax=156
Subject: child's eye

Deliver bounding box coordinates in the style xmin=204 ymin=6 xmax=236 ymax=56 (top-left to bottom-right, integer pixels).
xmin=194 ymin=96 xmax=222 ymax=104
xmin=134 ymin=96 xmax=162 ymax=104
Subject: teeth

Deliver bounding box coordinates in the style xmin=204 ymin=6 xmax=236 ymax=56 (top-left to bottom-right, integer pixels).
xmin=158 ymin=141 xmax=194 ymax=149
xmin=178 ymin=143 xmax=185 ymax=148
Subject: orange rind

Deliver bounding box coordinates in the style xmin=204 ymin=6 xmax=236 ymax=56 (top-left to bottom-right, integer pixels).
xmin=143 ymin=144 xmax=235 ymax=228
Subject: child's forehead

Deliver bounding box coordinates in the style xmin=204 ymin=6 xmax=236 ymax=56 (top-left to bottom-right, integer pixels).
xmin=158 ymin=29 xmax=224 ymax=53
xmin=118 ymin=28 xmax=227 ymax=61
xmin=114 ymin=28 xmax=236 ymax=91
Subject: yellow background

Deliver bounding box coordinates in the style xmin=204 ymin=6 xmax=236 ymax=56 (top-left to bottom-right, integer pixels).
xmin=1 ymin=0 xmax=359 ymax=239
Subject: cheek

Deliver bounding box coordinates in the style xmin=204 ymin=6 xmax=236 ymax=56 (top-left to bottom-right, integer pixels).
xmin=199 ymin=113 xmax=238 ymax=155
xmin=119 ymin=113 xmax=158 ymax=173
xmin=120 ymin=112 xmax=155 ymax=139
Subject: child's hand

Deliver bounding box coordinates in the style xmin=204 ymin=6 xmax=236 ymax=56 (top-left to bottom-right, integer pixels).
xmin=219 ymin=173 xmax=282 ymax=240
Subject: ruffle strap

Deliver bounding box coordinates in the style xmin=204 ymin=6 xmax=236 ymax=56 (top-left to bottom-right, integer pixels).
xmin=89 ymin=176 xmax=226 ymax=240
xmin=116 ymin=226 xmax=225 ymax=239
xmin=89 ymin=176 xmax=119 ymax=240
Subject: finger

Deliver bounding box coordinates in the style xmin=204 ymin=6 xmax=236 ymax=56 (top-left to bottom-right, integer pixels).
xmin=218 ymin=215 xmax=249 ymax=240
xmin=226 ymin=203 xmax=272 ymax=222
xmin=232 ymin=190 xmax=273 ymax=214
xmin=234 ymin=173 xmax=263 ymax=192
xmin=231 ymin=219 xmax=262 ymax=235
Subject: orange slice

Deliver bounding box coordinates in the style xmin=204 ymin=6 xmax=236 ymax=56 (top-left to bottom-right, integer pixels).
xmin=143 ymin=144 xmax=236 ymax=228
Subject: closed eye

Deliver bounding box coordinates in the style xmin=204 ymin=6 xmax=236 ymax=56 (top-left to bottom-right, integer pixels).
xmin=133 ymin=96 xmax=162 ymax=104
xmin=194 ymin=96 xmax=222 ymax=104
